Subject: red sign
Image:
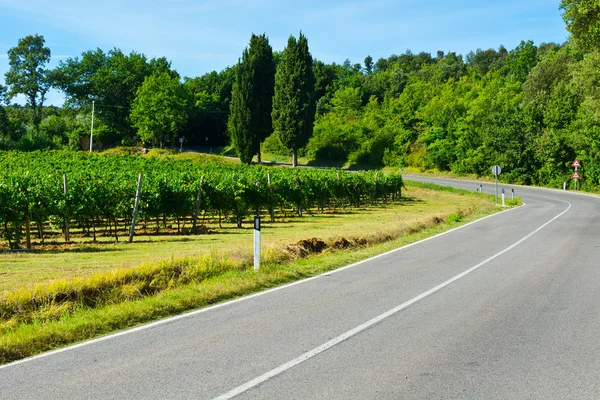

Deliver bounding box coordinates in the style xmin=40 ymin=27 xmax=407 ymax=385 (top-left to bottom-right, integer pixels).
xmin=572 ymin=159 xmax=581 ymax=168
xmin=572 ymin=172 xmax=581 ymax=179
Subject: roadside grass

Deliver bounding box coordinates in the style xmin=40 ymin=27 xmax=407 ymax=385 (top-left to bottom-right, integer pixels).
xmin=1 ymin=184 xmax=488 ymax=291
xmin=0 ymin=183 xmax=502 ymax=364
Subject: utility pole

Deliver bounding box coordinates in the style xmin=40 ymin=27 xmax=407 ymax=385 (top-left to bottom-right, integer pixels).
xmin=89 ymin=100 xmax=95 ymax=152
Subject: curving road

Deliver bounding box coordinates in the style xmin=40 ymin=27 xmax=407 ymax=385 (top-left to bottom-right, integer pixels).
xmin=2 ymin=177 xmax=600 ymax=399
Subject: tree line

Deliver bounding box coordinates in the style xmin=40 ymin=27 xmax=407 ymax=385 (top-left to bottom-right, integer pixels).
xmin=1 ymin=0 xmax=600 ymax=187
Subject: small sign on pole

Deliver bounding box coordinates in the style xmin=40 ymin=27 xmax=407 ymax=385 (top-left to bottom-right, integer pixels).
xmin=492 ymin=165 xmax=502 ymax=204
xmin=571 ymin=159 xmax=581 ymax=191
xmin=254 ymin=216 xmax=261 ymax=272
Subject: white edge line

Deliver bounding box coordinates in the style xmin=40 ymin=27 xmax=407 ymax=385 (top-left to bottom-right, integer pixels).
xmin=212 ymin=201 xmax=572 ymax=400
xmin=1 ymin=203 xmax=523 ymax=370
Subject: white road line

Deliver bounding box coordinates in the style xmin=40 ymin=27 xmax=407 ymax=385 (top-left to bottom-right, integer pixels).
xmin=212 ymin=202 xmax=572 ymax=400
xmin=0 ymin=203 xmax=522 ymax=370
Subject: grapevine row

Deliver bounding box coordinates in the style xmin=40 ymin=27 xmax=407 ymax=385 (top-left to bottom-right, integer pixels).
xmin=0 ymin=151 xmax=403 ymax=248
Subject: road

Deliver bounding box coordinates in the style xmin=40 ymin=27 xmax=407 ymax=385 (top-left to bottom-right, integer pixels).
xmin=2 ymin=177 xmax=600 ymax=399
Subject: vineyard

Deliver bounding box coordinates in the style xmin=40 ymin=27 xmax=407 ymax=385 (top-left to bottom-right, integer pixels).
xmin=0 ymin=151 xmax=403 ymax=249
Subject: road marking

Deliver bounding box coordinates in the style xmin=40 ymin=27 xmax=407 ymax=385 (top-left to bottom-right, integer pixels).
xmin=212 ymin=202 xmax=571 ymax=400
xmin=0 ymin=202 xmax=523 ymax=371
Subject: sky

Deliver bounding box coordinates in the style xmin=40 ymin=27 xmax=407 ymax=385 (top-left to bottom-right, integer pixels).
xmin=0 ymin=0 xmax=569 ymax=106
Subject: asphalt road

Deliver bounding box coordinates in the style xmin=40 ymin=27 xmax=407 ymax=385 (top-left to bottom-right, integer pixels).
xmin=2 ymin=177 xmax=600 ymax=399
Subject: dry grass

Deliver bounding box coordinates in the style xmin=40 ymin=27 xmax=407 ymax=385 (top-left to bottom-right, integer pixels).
xmin=0 ymin=183 xmax=502 ymax=364
xmin=0 ymin=184 xmax=491 ymax=292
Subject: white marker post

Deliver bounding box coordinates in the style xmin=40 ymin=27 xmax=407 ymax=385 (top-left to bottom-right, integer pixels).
xmin=492 ymin=165 xmax=502 ymax=204
xmin=511 ymin=188 xmax=514 ymax=201
xmin=502 ymin=188 xmax=505 ymax=207
xmin=254 ymin=216 xmax=261 ymax=272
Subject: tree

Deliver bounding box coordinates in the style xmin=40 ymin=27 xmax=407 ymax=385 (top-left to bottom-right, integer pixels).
xmin=228 ymin=50 xmax=254 ymax=164
xmin=331 ymin=87 xmax=362 ymax=114
xmin=182 ymin=67 xmax=236 ymax=146
xmin=0 ymin=84 xmax=7 ymax=104
xmin=0 ymin=86 xmax=9 ymax=148
xmin=248 ymin=34 xmax=275 ymax=163
xmin=506 ymin=40 xmax=539 ymax=82
xmin=130 ymin=72 xmax=190 ymax=147
xmin=54 ymin=49 xmax=176 ymax=145
xmin=364 ymin=56 xmax=374 ymax=74
xmin=560 ymin=0 xmax=600 ymax=52
xmin=4 ymin=35 xmax=52 ymax=133
xmin=272 ymin=33 xmax=316 ymax=167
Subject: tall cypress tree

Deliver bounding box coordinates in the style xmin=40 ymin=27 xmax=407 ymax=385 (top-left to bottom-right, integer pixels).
xmin=248 ymin=34 xmax=275 ymax=163
xmin=228 ymin=49 xmax=254 ymax=164
xmin=272 ymin=33 xmax=316 ymax=167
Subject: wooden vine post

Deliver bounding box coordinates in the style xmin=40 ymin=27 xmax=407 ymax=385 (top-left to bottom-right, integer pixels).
xmin=129 ymin=174 xmax=143 ymax=243
xmin=192 ymin=175 xmax=204 ymax=232
xmin=63 ymin=174 xmax=70 ymax=242
xmin=267 ymin=173 xmax=274 ymax=222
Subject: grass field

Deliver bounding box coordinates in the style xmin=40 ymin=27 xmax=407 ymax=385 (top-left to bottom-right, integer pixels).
xmin=0 ymin=183 xmax=491 ymax=292
xmin=0 ymin=181 xmax=502 ymax=363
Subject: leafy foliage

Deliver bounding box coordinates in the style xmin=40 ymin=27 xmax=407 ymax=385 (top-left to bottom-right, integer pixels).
xmin=130 ymin=72 xmax=191 ymax=147
xmin=228 ymin=49 xmax=254 ymax=164
xmin=0 ymin=151 xmax=403 ymax=248
xmin=561 ymin=0 xmax=600 ymax=52
xmin=272 ymin=33 xmax=316 ymax=166
xmin=4 ymin=35 xmax=52 ymax=133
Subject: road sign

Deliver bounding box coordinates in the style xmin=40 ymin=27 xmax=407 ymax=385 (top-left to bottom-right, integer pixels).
xmin=572 ymin=171 xmax=580 ymax=179
xmin=491 ymin=165 xmax=502 ymax=204
xmin=572 ymin=159 xmax=581 ymax=168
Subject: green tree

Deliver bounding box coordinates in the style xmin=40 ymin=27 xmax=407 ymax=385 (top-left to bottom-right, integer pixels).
xmin=130 ymin=72 xmax=190 ymax=147
xmin=0 ymin=87 xmax=9 ymax=148
xmin=182 ymin=67 xmax=236 ymax=146
xmin=248 ymin=34 xmax=275 ymax=163
xmin=331 ymin=87 xmax=362 ymax=114
xmin=54 ymin=49 xmax=175 ymax=145
xmin=228 ymin=50 xmax=254 ymax=164
xmin=272 ymin=33 xmax=316 ymax=167
xmin=506 ymin=40 xmax=539 ymax=82
xmin=0 ymin=84 xmax=7 ymax=104
xmin=560 ymin=0 xmax=600 ymax=52
xmin=364 ymin=56 xmax=374 ymax=74
xmin=4 ymin=35 xmax=52 ymax=133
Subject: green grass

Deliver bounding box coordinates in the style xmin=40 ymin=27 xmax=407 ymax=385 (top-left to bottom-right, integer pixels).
xmin=0 ymin=183 xmax=504 ymax=364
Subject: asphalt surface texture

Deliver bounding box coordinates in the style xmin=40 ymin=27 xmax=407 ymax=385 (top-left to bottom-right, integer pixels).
xmin=1 ymin=176 xmax=599 ymax=399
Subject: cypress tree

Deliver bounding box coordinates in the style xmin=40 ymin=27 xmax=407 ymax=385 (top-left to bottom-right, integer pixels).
xmin=248 ymin=34 xmax=275 ymax=163
xmin=228 ymin=49 xmax=254 ymax=164
xmin=272 ymin=33 xmax=316 ymax=167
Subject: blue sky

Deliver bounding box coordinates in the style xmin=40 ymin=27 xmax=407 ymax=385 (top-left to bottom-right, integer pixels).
xmin=1 ymin=0 xmax=568 ymax=106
